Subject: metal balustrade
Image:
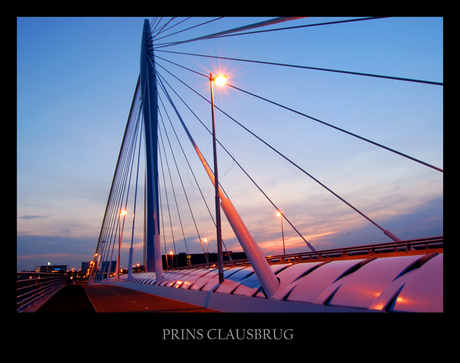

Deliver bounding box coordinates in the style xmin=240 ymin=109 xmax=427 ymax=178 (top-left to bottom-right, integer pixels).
xmin=17 ymin=272 xmax=69 ymax=312
xmin=121 ymin=250 xmax=443 ymax=312
xmin=265 ymin=236 xmax=443 ymax=263
xmin=167 ymin=236 xmax=442 ymax=271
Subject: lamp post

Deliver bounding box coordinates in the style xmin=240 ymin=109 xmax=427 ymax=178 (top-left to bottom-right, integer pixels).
xmin=276 ymin=211 xmax=286 ymax=255
xmin=95 ymin=240 xmax=105 ymax=282
xmin=209 ymin=72 xmax=227 ymax=284
xmin=116 ymin=210 xmax=126 ymax=279
xmin=169 ymin=251 xmax=174 ymax=269
xmin=204 ymin=238 xmax=209 ymax=265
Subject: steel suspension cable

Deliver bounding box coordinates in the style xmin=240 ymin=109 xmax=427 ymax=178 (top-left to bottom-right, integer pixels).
xmin=154 ymin=17 xmax=222 ymax=42
xmin=157 ymin=74 xmax=216 ymax=226
xmin=182 ymin=17 xmax=388 ymax=41
xmin=94 ymin=79 xmax=143 ymax=280
xmin=104 ymin=95 xmax=143 ymax=278
xmin=151 ymin=17 xmax=176 ymax=40
xmin=127 ymin=114 xmax=144 ymax=274
xmin=155 ymin=60 xmax=401 ymax=241
xmin=158 ymin=106 xmax=192 ymax=255
xmin=158 ymin=114 xmax=189 ymax=254
xmin=158 ymin=80 xmax=234 ymax=259
xmin=116 ymin=102 xmax=144 ymax=275
xmin=157 ymin=128 xmax=178 ymax=257
xmin=155 ymin=17 xmax=305 ymax=48
xmin=157 ymin=69 xmax=316 ymax=250
xmin=154 ymin=17 xmax=387 ymax=48
xmin=155 ymin=55 xmax=443 ymax=172
xmin=103 ymin=79 xmax=145 ymax=278
xmin=158 ymin=176 xmax=168 ymax=260
xmin=158 ymin=92 xmax=208 ymax=258
xmin=150 ymin=53 xmax=228 ymax=197
xmin=150 ymin=17 xmax=163 ymax=34
xmin=152 ymin=17 xmax=190 ymax=41
xmin=94 ymin=77 xmax=140 ymax=258
xmin=157 ymin=73 xmax=221 ymax=259
xmin=227 ymin=83 xmax=443 ymax=172
xmin=157 ymin=49 xmax=443 ymax=86
xmin=155 ymin=73 xmax=237 ymax=256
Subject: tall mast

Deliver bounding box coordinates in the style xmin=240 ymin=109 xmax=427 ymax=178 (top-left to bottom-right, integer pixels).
xmin=140 ymin=19 xmax=163 ymax=281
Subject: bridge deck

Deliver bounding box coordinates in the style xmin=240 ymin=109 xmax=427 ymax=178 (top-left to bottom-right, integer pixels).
xmin=35 ymin=283 xmax=218 ymax=312
xmin=83 ymin=285 xmax=218 ymax=313
xmin=36 ymin=285 xmax=96 ymax=312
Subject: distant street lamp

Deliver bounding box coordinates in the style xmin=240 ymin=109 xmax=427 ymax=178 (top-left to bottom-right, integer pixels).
xmin=276 ymin=211 xmax=286 ymax=255
xmin=209 ymin=72 xmax=227 ymax=284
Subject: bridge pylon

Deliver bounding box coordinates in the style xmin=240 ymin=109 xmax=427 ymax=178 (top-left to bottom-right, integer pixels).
xmin=140 ymin=19 xmax=163 ymax=280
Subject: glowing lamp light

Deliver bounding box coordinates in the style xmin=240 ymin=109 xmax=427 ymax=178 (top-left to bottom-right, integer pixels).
xmin=213 ymin=74 xmax=227 ymax=86
xmin=120 ymin=210 xmax=127 ymax=216
xmin=276 ymin=211 xmax=282 ymax=217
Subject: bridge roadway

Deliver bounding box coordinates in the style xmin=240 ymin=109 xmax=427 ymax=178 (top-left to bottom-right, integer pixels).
xmin=37 ymin=283 xmax=218 ymax=313
xmin=35 ymin=238 xmax=442 ymax=312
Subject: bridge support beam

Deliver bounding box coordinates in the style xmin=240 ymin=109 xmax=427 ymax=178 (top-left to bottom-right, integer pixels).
xmin=157 ymin=75 xmax=280 ymax=297
xmin=220 ymin=196 xmax=280 ymax=298
xmin=140 ymin=19 xmax=163 ymax=281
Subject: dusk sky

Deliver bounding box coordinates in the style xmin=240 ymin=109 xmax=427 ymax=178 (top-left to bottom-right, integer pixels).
xmin=17 ymin=17 xmax=443 ymax=271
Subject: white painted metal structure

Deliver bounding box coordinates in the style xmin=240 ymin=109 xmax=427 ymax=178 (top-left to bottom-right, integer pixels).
xmin=163 ymin=75 xmax=280 ymax=298
xmin=90 ymin=19 xmax=442 ymax=313
xmin=106 ymin=253 xmax=442 ymax=312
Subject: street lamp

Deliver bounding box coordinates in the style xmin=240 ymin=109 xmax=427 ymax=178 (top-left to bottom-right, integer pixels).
xmin=209 ymin=72 xmax=227 ymax=284
xmin=276 ymin=211 xmax=286 ymax=255
xmin=213 ymin=74 xmax=227 ymax=86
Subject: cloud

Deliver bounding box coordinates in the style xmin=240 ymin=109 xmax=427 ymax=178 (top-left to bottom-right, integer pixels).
xmin=18 ymin=215 xmax=53 ymax=220
xmin=18 ymin=253 xmax=74 ymax=260
xmin=17 ymin=234 xmax=97 ymax=271
xmin=16 ymin=194 xmax=442 ymax=271
xmin=243 ymin=195 xmax=443 ymax=256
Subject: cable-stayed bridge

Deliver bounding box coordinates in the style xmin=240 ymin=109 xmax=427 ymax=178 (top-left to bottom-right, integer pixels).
xmin=84 ymin=17 xmax=442 ymax=313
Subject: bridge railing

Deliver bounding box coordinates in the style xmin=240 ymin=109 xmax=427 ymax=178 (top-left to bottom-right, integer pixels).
xmin=165 ymin=258 xmax=251 ymax=271
xmin=17 ymin=272 xmax=69 ymax=312
xmin=265 ymin=236 xmax=443 ymax=263
xmin=165 ymin=236 xmax=443 ymax=271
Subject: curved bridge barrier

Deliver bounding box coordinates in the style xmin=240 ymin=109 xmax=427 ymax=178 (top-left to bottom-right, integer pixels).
xmin=109 ymin=252 xmax=442 ymax=312
xmin=17 ymin=272 xmax=69 ymax=312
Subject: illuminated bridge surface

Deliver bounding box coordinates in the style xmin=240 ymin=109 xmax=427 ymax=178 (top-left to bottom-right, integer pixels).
xmin=98 ymin=249 xmax=442 ymax=313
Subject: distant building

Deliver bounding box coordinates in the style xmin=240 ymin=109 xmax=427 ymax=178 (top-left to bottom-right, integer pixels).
xmin=101 ymin=261 xmax=117 ymax=273
xmin=35 ymin=264 xmax=68 ymax=273
xmin=81 ymin=261 xmax=91 ymax=272
xmin=161 ymin=251 xmax=247 ymax=269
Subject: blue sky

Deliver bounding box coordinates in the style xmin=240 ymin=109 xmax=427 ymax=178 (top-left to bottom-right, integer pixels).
xmin=17 ymin=17 xmax=443 ymax=271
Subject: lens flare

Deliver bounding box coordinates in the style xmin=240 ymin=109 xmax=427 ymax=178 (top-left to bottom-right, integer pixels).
xmin=214 ymin=74 xmax=227 ymax=86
